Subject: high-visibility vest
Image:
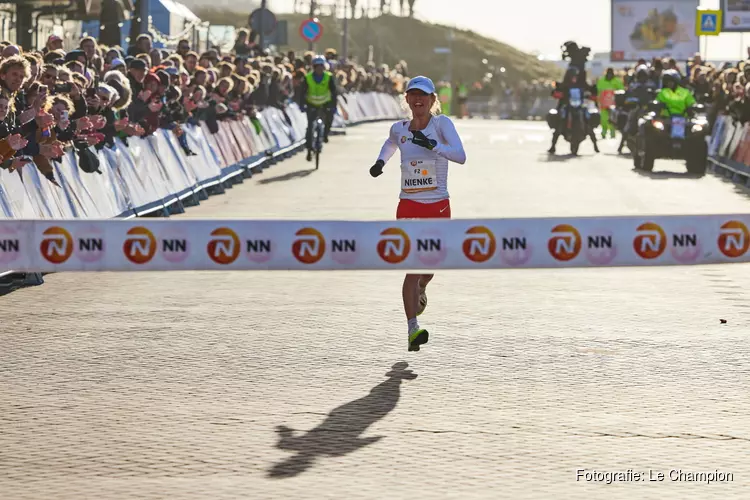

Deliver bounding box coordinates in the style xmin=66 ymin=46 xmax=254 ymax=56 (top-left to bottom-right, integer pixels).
xmin=306 ymin=71 xmax=333 ymax=106
xmin=438 ymin=86 xmax=452 ymax=103
xmin=656 ymin=86 xmax=696 ymax=116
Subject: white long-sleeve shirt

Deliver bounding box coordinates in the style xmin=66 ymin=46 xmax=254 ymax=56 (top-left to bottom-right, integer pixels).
xmin=377 ymin=114 xmax=466 ymax=202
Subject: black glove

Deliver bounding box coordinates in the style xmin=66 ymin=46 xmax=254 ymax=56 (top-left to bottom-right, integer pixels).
xmin=411 ymin=130 xmax=437 ymax=150
xmin=370 ymin=159 xmax=385 ymax=177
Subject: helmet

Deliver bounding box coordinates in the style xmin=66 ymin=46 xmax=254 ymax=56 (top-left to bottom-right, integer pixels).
xmin=661 ymin=69 xmax=680 ymax=87
xmin=564 ymin=66 xmax=579 ymax=82
xmin=635 ymin=64 xmax=650 ymax=82
xmin=312 ymin=56 xmax=326 ymax=67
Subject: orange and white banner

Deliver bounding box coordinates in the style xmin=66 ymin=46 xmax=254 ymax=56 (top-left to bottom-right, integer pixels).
xmin=3 ymin=215 xmax=750 ymax=272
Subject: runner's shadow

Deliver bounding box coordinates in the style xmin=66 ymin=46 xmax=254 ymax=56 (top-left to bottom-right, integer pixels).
xmin=256 ymin=168 xmax=316 ymax=184
xmin=268 ymin=362 xmax=418 ymax=479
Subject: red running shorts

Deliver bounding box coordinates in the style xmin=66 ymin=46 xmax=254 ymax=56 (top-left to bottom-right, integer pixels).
xmin=396 ymin=198 xmax=451 ymax=220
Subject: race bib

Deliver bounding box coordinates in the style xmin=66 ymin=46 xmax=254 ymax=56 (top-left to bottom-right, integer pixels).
xmin=671 ymin=116 xmax=686 ymax=139
xmin=600 ymin=89 xmax=615 ymax=108
xmin=569 ymin=88 xmax=582 ymax=107
xmin=401 ymin=159 xmax=437 ymax=193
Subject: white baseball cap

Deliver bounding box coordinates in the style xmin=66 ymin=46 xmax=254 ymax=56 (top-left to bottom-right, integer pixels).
xmin=405 ymin=75 xmax=436 ymax=94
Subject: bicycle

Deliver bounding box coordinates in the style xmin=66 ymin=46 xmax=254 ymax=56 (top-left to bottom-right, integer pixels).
xmin=310 ymin=107 xmax=326 ymax=170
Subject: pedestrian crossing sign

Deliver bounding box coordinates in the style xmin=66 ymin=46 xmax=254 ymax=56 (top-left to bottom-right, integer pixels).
xmin=696 ymin=10 xmax=721 ymax=36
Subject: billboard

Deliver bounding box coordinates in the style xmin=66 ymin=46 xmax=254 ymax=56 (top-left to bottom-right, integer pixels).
xmin=611 ymin=0 xmax=700 ymax=61
xmin=721 ymin=0 xmax=750 ymax=32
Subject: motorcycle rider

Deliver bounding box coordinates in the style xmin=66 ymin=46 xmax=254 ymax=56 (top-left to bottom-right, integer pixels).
xmin=547 ymin=66 xmax=599 ymax=154
xmin=596 ymin=67 xmax=625 ymax=139
xmin=655 ymin=69 xmax=695 ymax=117
xmin=617 ymin=64 xmax=656 ymax=154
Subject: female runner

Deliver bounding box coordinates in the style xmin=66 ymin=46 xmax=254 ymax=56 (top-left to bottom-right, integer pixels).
xmin=369 ymin=75 xmax=467 ymax=351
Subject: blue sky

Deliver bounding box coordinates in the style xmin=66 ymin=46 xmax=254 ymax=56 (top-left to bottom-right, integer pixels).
xmin=266 ymin=0 xmax=750 ymax=60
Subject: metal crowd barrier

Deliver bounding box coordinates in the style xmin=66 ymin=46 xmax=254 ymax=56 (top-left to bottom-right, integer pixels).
xmin=0 ymin=92 xmax=407 ymax=293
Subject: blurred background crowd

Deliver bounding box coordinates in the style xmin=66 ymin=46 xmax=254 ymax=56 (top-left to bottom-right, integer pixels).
xmin=0 ymin=29 xmax=408 ymax=183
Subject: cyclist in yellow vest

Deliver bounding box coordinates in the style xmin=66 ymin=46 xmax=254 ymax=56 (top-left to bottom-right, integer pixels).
xmin=299 ymin=56 xmax=338 ymax=161
xmin=655 ymin=69 xmax=695 ymax=116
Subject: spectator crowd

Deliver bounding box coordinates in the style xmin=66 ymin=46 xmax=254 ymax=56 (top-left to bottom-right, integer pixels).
xmin=0 ymin=28 xmax=409 ymax=185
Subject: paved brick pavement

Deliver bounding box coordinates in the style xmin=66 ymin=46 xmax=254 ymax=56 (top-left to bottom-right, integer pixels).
xmin=3 ymin=121 xmax=750 ymax=499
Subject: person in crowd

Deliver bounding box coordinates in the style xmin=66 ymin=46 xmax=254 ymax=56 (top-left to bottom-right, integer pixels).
xmin=0 ymin=93 xmax=31 ymax=172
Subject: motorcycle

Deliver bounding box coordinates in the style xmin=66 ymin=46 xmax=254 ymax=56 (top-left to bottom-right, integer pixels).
xmin=546 ymin=87 xmax=599 ymax=155
xmin=633 ymin=100 xmax=709 ymax=175
xmin=609 ymin=88 xmax=654 ymax=154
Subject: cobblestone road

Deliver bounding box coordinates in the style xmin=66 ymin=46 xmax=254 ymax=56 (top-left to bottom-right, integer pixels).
xmin=3 ymin=120 xmax=750 ymax=499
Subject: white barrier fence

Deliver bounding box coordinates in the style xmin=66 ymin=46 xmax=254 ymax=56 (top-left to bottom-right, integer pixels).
xmin=0 ymin=93 xmax=406 ymax=283
xmin=3 ymin=215 xmax=750 ymax=272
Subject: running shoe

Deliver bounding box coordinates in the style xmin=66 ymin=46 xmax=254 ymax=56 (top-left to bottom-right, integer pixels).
xmin=416 ymin=286 xmax=427 ymax=316
xmin=408 ymin=328 xmax=429 ymax=351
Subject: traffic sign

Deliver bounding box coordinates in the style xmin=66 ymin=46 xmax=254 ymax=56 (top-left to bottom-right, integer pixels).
xmin=696 ymin=9 xmax=721 ymax=36
xmin=299 ymin=18 xmax=323 ymax=43
xmin=249 ymin=8 xmax=277 ymax=36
